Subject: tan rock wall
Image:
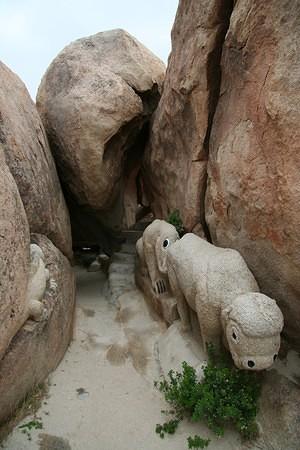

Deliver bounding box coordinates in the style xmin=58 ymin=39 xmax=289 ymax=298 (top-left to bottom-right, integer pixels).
xmin=206 ymin=0 xmax=300 ymax=347
xmin=0 ymin=234 xmax=75 ymax=425
xmin=143 ymin=0 xmax=233 ymax=232
xmin=0 ymin=62 xmax=72 ymax=259
xmin=0 ymin=149 xmax=30 ymax=360
xmin=144 ymin=0 xmax=300 ymax=348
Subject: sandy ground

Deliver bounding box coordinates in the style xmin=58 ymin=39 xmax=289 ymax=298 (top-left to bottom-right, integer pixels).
xmin=2 ymin=260 xmax=242 ymax=450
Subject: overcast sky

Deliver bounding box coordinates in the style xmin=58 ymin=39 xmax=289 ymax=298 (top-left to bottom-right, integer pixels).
xmin=0 ymin=0 xmax=178 ymax=99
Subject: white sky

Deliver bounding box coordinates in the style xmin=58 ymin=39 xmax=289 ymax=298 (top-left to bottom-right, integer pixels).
xmin=0 ymin=0 xmax=178 ymax=99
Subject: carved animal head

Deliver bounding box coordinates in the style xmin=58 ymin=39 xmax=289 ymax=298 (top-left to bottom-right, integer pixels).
xmin=154 ymin=221 xmax=179 ymax=275
xmin=29 ymin=244 xmax=45 ymax=272
xmin=221 ymin=293 xmax=284 ymax=371
xmin=140 ymin=220 xmax=179 ymax=295
xmin=30 ymin=243 xmax=44 ymax=260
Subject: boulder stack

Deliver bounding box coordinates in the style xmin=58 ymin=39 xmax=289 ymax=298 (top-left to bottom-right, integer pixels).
xmin=37 ymin=29 xmax=165 ymax=244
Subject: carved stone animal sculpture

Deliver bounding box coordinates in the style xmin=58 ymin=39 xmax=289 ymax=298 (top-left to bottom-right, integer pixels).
xmin=166 ymin=233 xmax=284 ymax=371
xmin=26 ymin=244 xmax=49 ymax=320
xmin=136 ymin=219 xmax=179 ymax=296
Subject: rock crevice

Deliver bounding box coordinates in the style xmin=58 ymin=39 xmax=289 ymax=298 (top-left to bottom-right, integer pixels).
xmin=203 ymin=0 xmax=234 ymax=156
xmin=142 ymin=0 xmax=234 ymax=235
xmin=37 ymin=29 xmax=165 ymax=250
xmin=205 ymin=0 xmax=300 ymax=348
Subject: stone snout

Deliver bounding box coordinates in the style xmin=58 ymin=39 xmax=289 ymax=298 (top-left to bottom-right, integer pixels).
xmin=221 ymin=293 xmax=284 ymax=371
xmin=136 ymin=219 xmax=179 ymax=297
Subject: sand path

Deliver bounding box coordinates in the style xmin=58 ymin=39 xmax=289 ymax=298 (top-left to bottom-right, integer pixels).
xmin=3 ymin=248 xmax=241 ymax=450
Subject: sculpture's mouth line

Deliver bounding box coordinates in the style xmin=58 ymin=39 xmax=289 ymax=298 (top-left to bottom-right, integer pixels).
xmin=233 ymin=355 xmax=274 ymax=371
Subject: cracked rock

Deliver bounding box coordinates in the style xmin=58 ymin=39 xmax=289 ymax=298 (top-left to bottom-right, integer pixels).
xmin=36 ymin=29 xmax=165 ymax=238
xmin=143 ymin=0 xmax=233 ymax=233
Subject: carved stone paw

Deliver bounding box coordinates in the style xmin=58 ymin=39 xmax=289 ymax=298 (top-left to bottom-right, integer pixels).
xmin=49 ymin=278 xmax=58 ymax=292
xmin=153 ymin=279 xmax=167 ymax=296
xmin=29 ymin=299 xmax=49 ymax=322
xmin=40 ymin=305 xmax=49 ymax=321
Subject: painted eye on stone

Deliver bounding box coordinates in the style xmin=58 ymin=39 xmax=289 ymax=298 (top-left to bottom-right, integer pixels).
xmin=163 ymin=239 xmax=170 ymax=248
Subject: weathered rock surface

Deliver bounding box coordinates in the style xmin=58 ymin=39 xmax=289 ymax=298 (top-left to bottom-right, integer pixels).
xmin=253 ymin=371 xmax=300 ymax=450
xmin=143 ymin=0 xmax=232 ymax=232
xmin=0 ymin=62 xmax=72 ymax=259
xmin=37 ymin=29 xmax=165 ymax=235
xmin=0 ymin=150 xmax=30 ymax=361
xmin=0 ymin=234 xmax=75 ymax=425
xmin=206 ymin=0 xmax=300 ymax=348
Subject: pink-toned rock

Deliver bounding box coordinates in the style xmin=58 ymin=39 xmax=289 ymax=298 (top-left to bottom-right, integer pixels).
xmin=0 ymin=150 xmax=30 ymax=361
xmin=206 ymin=0 xmax=300 ymax=347
xmin=0 ymin=61 xmax=72 ymax=259
xmin=0 ymin=234 xmax=75 ymax=425
xmin=143 ymin=0 xmax=232 ymax=231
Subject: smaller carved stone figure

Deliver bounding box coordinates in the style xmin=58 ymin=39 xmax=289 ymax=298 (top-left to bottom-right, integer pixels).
xmin=26 ymin=244 xmax=49 ymax=321
xmin=136 ymin=219 xmax=179 ymax=296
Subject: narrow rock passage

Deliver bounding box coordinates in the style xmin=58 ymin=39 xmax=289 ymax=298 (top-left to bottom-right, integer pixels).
xmin=3 ymin=245 xmax=241 ymax=450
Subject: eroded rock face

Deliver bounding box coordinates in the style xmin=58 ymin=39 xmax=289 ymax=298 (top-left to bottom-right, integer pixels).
xmin=37 ymin=29 xmax=165 ymax=234
xmin=143 ymin=0 xmax=232 ymax=232
xmin=0 ymin=62 xmax=72 ymax=259
xmin=0 ymin=234 xmax=75 ymax=425
xmin=205 ymin=0 xmax=300 ymax=348
xmin=0 ymin=150 xmax=30 ymax=361
xmin=255 ymin=371 xmax=300 ymax=450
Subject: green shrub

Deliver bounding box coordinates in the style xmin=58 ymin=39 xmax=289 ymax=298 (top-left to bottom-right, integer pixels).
xmin=155 ymin=419 xmax=180 ymax=438
xmin=155 ymin=344 xmax=262 ymax=448
xmin=167 ymin=210 xmax=185 ymax=237
xmin=187 ymin=435 xmax=210 ymax=449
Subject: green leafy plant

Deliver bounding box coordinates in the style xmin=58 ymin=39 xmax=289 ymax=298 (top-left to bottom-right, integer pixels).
xmin=0 ymin=382 xmax=47 ymax=443
xmin=19 ymin=419 xmax=43 ymax=431
xmin=187 ymin=435 xmax=210 ymax=449
xmin=167 ymin=210 xmax=185 ymax=237
xmin=155 ymin=344 xmax=262 ymax=448
xmin=155 ymin=419 xmax=180 ymax=438
xmin=19 ymin=418 xmax=43 ymax=441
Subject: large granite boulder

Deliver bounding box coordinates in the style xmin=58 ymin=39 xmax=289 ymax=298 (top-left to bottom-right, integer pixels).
xmin=37 ymin=29 xmax=165 ymax=236
xmin=205 ymin=0 xmax=300 ymax=348
xmin=143 ymin=0 xmax=232 ymax=233
xmin=0 ymin=61 xmax=72 ymax=260
xmin=0 ymin=234 xmax=75 ymax=425
xmin=0 ymin=150 xmax=30 ymax=361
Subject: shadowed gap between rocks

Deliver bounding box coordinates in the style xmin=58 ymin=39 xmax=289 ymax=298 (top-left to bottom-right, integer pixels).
xmin=54 ymin=85 xmax=160 ymax=256
xmin=201 ymin=0 xmax=234 ymax=242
